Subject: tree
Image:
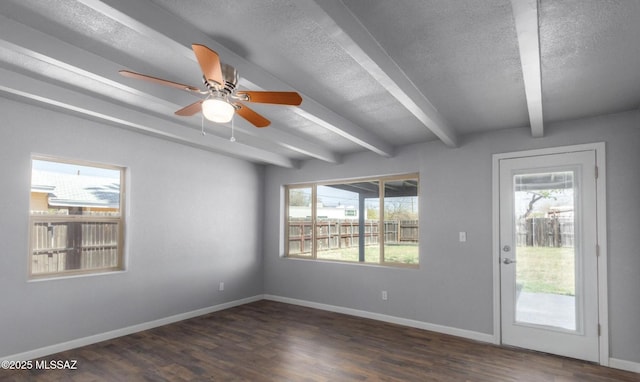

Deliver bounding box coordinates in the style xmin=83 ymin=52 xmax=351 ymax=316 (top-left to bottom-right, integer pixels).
xmin=522 ymin=190 xmax=558 ymax=219
xmin=289 ymin=190 xmax=310 ymax=207
xmin=384 ymin=197 xmax=418 ymax=221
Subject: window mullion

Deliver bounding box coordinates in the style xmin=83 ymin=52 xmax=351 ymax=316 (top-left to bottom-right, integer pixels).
xmin=379 ymin=179 xmax=385 ymax=264
xmin=284 ymin=185 xmax=294 ymax=257
xmin=312 ymin=184 xmax=318 ymax=259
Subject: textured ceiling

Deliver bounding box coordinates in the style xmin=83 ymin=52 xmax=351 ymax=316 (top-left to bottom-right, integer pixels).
xmin=0 ymin=0 xmax=638 ymax=167
xmin=540 ymin=0 xmax=640 ymax=122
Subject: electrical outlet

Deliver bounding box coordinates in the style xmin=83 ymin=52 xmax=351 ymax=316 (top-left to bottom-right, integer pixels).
xmin=459 ymin=231 xmax=467 ymax=242
xmin=381 ymin=290 xmax=388 ymax=300
xmin=219 ymin=282 xmax=225 ymax=291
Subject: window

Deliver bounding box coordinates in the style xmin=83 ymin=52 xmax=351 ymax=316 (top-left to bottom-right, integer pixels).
xmin=285 ymin=174 xmax=419 ymax=266
xmin=29 ymin=156 xmax=125 ymax=278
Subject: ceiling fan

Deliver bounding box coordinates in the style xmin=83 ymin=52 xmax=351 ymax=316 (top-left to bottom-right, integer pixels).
xmin=119 ymin=44 xmax=302 ymax=128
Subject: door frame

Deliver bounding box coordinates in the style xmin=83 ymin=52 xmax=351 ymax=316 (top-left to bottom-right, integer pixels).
xmin=492 ymin=142 xmax=608 ymax=365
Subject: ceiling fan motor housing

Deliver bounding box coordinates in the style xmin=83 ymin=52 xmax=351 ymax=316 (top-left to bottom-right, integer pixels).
xmin=204 ymin=63 xmax=238 ymax=94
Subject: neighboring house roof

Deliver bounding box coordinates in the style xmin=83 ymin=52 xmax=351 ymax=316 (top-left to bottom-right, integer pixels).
xmin=31 ymin=170 xmax=120 ymax=209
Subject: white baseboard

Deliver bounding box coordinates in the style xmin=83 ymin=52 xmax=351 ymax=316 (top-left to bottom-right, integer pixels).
xmin=609 ymin=358 xmax=640 ymax=373
xmin=264 ymin=294 xmax=495 ymax=344
xmin=2 ymin=295 xmax=264 ymax=362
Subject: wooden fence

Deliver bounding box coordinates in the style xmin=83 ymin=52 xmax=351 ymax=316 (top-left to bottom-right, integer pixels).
xmin=516 ymin=217 xmax=574 ymax=247
xmin=31 ymin=221 xmax=119 ymax=274
xmin=288 ymin=219 xmax=418 ymax=255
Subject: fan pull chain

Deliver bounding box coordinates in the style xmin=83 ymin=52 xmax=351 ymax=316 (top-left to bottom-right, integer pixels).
xmin=230 ymin=116 xmax=236 ymax=142
xmin=201 ymin=112 xmax=206 ymax=136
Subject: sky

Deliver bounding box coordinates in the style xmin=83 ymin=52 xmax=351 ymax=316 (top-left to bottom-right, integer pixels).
xmin=32 ymin=159 xmax=120 ymax=180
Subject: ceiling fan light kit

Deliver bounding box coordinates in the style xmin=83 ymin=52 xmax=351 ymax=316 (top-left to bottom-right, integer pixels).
xmin=202 ymin=98 xmax=235 ymax=123
xmin=119 ymin=44 xmax=302 ymax=129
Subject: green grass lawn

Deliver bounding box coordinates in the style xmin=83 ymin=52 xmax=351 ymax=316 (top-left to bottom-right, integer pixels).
xmin=317 ymin=244 xmax=419 ymax=265
xmin=315 ymin=244 xmax=574 ymax=293
xmin=516 ymin=246 xmax=575 ymax=296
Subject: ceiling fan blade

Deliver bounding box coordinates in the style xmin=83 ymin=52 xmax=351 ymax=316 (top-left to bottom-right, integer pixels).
xmin=237 ymin=91 xmax=303 ymax=106
xmin=192 ymin=44 xmax=224 ymax=87
xmin=175 ymin=100 xmax=203 ymax=116
xmin=235 ymin=102 xmax=270 ymax=128
xmin=119 ymin=70 xmax=200 ymax=92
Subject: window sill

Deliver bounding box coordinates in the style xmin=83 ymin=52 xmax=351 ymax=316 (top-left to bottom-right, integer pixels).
xmin=28 ymin=269 xmax=127 ymax=282
xmin=282 ymin=255 xmax=419 ymax=270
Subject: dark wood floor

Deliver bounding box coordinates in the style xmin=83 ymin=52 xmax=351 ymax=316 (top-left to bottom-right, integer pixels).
xmin=2 ymin=300 xmax=637 ymax=381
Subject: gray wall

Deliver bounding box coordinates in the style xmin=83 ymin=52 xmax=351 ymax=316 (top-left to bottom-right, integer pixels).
xmin=263 ymin=110 xmax=640 ymax=363
xmin=0 ymin=97 xmax=265 ymax=357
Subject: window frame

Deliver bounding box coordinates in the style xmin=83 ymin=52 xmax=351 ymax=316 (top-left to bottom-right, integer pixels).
xmin=28 ymin=155 xmax=126 ymax=279
xmin=284 ymin=173 xmax=419 ymax=268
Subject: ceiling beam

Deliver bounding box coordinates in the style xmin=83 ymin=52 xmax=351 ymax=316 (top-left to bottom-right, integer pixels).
xmin=77 ymin=0 xmax=394 ymax=157
xmin=0 ymin=13 xmax=339 ymax=164
xmin=511 ymin=0 xmax=544 ymax=137
xmin=299 ymin=0 xmax=459 ymax=148
xmin=0 ymin=67 xmax=296 ymax=168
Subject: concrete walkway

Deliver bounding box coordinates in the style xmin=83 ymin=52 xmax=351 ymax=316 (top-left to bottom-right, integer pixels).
xmin=516 ymin=291 xmax=576 ymax=331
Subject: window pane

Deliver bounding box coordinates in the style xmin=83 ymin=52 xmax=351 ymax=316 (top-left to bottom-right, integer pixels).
xmin=314 ymin=182 xmax=380 ymax=263
xmin=383 ymin=179 xmax=419 ymax=264
xmin=513 ymin=171 xmax=577 ymax=331
xmin=31 ymin=159 xmax=121 ymax=216
xmin=287 ymin=187 xmax=312 ymax=257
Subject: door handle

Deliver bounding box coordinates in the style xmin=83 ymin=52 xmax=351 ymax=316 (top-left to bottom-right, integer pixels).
xmin=502 ymin=258 xmax=516 ymax=265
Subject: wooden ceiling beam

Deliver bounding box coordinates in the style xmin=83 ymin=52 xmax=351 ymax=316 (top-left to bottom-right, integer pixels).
xmin=511 ymin=0 xmax=544 ymax=137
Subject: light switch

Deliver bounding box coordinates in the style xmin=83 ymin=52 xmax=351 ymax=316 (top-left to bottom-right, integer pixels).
xmin=459 ymin=232 xmax=467 ymax=242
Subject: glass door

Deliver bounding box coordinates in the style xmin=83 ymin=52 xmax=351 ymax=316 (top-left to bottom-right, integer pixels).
xmin=499 ymin=150 xmax=599 ymax=362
